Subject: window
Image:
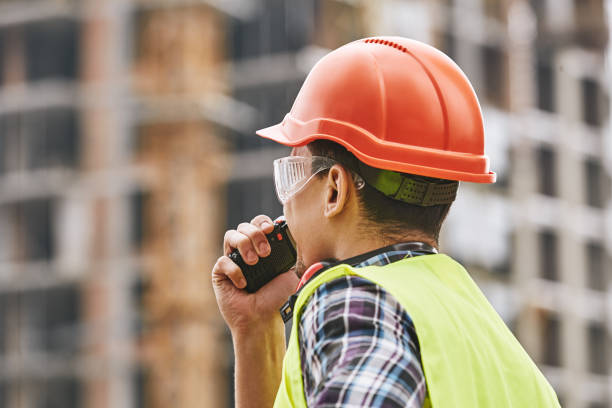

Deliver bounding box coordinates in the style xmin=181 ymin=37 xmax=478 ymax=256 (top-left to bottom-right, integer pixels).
xmin=440 ymin=31 xmax=456 ymax=60
xmin=541 ymin=313 xmax=561 ymax=366
xmin=0 ymin=126 xmax=5 ymax=175
xmin=587 ymin=323 xmax=608 ymax=375
xmin=481 ymin=44 xmax=507 ymax=108
xmin=0 ymin=294 xmax=6 ymax=354
xmin=25 ymin=108 xmax=80 ymax=170
xmin=586 ymin=242 xmax=607 ymax=291
xmin=0 ymin=380 xmax=5 ymax=408
xmin=33 ymin=377 xmax=81 ymax=408
xmin=0 ymin=113 xmax=25 ymax=173
xmin=133 ymin=365 xmax=148 ymax=408
xmin=0 ymin=208 xmax=10 ymax=262
xmin=15 ymin=199 xmax=54 ymax=261
xmin=226 ymin=177 xmax=283 ymax=230
xmin=0 ymin=286 xmax=80 ymax=358
xmin=25 ymin=19 xmax=79 ymax=81
xmin=585 ymin=159 xmax=607 ymax=208
xmin=537 ymin=146 xmax=556 ymax=196
xmin=130 ymin=274 xmax=148 ymax=336
xmin=492 ymin=231 xmax=514 ymax=275
xmin=130 ymin=190 xmax=149 ymax=250
xmin=582 ymin=78 xmax=601 ymax=127
xmin=536 ymin=58 xmax=555 ymax=112
xmin=232 ymin=81 xmax=301 ymax=151
xmin=229 ymin=0 xmax=315 ymax=60
xmin=0 ymin=109 xmax=80 ymax=173
xmin=23 ymin=285 xmax=80 ymax=354
xmin=539 ymin=230 xmax=558 ymax=281
xmin=0 ymin=29 xmax=4 ymax=87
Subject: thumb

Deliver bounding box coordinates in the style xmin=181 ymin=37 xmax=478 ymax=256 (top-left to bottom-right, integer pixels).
xmin=258 ymin=269 xmax=300 ymax=308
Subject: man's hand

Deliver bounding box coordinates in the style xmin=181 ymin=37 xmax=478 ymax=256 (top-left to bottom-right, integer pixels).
xmin=212 ymin=214 xmax=298 ymax=334
xmin=213 ymin=215 xmax=298 ymax=408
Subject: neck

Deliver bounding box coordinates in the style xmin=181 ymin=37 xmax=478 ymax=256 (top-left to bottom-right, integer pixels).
xmin=330 ymin=223 xmax=438 ymax=262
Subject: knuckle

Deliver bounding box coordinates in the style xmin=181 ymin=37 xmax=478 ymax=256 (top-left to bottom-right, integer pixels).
xmin=218 ymin=257 xmax=239 ymax=275
xmin=251 ymin=214 xmax=273 ymax=225
xmin=223 ymin=229 xmax=236 ymax=242
xmin=249 ymin=226 xmax=265 ymax=238
xmin=227 ymin=230 xmax=248 ymax=247
xmin=237 ymin=222 xmax=255 ymax=234
xmin=235 ymin=235 xmax=251 ymax=249
xmin=213 ymin=257 xmax=225 ymax=272
xmin=250 ymin=214 xmax=264 ymax=223
xmin=220 ymin=255 xmax=234 ymax=266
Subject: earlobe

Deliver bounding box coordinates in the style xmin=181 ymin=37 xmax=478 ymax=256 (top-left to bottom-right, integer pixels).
xmin=323 ymin=166 xmax=349 ymax=218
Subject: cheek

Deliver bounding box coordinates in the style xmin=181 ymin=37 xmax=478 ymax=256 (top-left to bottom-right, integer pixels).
xmin=284 ymin=202 xmax=304 ymax=247
xmin=284 ymin=196 xmax=324 ymax=267
xmin=283 ymin=203 xmax=300 ymax=249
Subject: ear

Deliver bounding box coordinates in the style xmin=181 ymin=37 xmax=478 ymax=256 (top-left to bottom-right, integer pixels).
xmin=323 ymin=165 xmax=352 ymax=218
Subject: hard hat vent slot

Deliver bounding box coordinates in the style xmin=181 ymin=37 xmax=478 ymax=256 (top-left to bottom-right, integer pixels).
xmin=364 ymin=38 xmax=409 ymax=54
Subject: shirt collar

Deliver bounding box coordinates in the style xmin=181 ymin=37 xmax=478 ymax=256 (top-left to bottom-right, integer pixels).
xmin=296 ymin=242 xmax=437 ymax=291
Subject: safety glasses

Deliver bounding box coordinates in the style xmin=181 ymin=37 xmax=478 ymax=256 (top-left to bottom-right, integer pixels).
xmin=273 ymin=156 xmax=365 ymax=204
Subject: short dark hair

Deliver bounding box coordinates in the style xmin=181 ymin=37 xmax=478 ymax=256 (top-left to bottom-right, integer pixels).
xmin=307 ymin=140 xmax=453 ymax=243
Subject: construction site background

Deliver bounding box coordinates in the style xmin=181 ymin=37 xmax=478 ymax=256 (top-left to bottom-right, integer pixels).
xmin=0 ymin=0 xmax=610 ymax=407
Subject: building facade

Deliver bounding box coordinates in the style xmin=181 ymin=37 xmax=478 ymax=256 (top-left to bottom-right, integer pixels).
xmin=0 ymin=1 xmax=230 ymax=407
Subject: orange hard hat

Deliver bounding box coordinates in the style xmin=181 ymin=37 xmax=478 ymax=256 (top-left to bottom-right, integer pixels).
xmin=256 ymin=37 xmax=495 ymax=183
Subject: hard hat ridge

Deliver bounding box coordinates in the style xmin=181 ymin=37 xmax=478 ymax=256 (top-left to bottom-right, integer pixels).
xmin=363 ymin=37 xmax=411 ymax=52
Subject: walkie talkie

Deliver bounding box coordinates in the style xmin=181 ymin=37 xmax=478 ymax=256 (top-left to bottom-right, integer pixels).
xmin=229 ymin=219 xmax=297 ymax=293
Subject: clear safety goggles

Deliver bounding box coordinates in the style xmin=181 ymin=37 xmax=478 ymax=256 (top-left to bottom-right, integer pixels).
xmin=273 ymin=156 xmax=365 ymax=204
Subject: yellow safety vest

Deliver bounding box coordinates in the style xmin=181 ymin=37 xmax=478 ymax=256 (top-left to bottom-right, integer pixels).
xmin=274 ymin=254 xmax=561 ymax=407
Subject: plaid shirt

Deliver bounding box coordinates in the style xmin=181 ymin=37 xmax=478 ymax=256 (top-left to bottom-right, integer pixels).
xmin=298 ymin=250 xmax=429 ymax=407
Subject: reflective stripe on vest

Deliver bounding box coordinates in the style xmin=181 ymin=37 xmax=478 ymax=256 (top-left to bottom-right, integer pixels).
xmin=274 ymin=254 xmax=561 ymax=407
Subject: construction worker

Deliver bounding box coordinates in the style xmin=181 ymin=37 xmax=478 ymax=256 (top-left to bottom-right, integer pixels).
xmin=212 ymin=37 xmax=561 ymax=407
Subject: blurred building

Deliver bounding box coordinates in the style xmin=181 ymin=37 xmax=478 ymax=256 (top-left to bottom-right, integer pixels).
xmin=0 ymin=1 xmax=610 ymax=408
xmin=0 ymin=1 xmax=230 ymax=407
xmin=431 ymin=2 xmax=611 ymax=408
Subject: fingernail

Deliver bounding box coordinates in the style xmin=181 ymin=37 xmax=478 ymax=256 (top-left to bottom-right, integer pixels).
xmin=239 ymin=277 xmax=247 ymax=288
xmin=247 ymin=251 xmax=257 ymax=263
xmin=262 ymin=221 xmax=273 ymax=229
xmin=260 ymin=243 xmax=269 ymax=255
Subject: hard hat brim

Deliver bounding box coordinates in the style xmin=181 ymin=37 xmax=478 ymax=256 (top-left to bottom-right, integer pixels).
xmin=256 ymin=123 xmax=303 ymax=147
xmin=256 ymin=120 xmax=496 ymax=184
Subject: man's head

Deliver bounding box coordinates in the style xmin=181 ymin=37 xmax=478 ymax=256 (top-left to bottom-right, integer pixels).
xmin=257 ymin=37 xmax=495 ymax=274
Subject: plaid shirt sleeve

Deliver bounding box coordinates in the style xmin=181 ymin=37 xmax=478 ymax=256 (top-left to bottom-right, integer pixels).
xmin=298 ymin=275 xmax=426 ymax=407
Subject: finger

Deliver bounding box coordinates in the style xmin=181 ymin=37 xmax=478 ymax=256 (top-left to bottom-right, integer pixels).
xmin=251 ymin=214 xmax=275 ymax=233
xmin=237 ymin=222 xmax=270 ymax=257
xmin=213 ymin=256 xmax=247 ymax=289
xmin=223 ymin=229 xmax=255 ymax=263
xmin=223 ymin=229 xmax=237 ymax=256
xmin=224 ymin=229 xmax=259 ymax=265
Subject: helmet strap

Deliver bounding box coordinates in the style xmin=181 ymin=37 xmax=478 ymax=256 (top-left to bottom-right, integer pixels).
xmin=356 ymin=163 xmax=458 ymax=206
